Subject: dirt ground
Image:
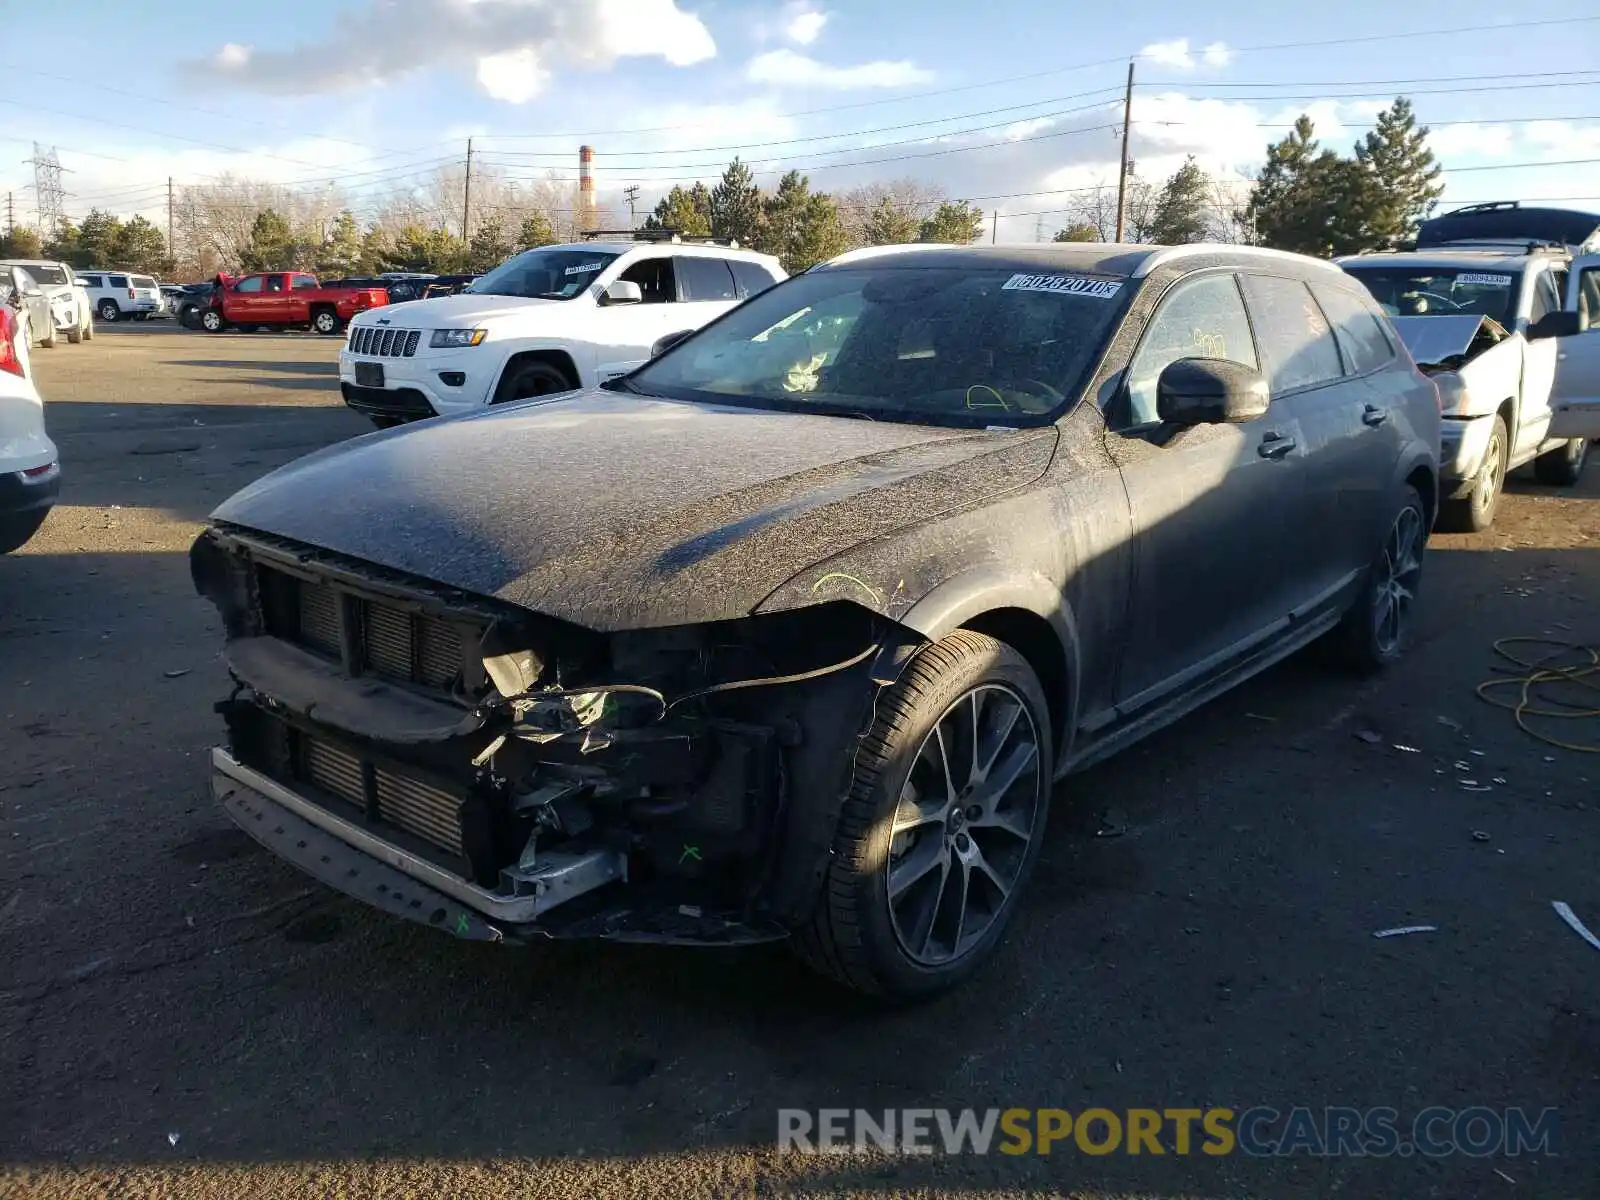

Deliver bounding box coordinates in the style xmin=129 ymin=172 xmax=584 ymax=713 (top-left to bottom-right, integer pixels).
xmin=2 ymin=323 xmax=1597 ymax=1199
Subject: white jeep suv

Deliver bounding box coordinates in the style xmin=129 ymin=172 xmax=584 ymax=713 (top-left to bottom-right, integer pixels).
xmin=337 ymin=237 xmax=786 ymax=427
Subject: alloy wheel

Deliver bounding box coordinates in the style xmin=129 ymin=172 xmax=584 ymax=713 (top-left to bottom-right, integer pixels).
xmin=1477 ymin=433 xmax=1503 ymax=513
xmin=885 ymin=683 xmax=1043 ymax=967
xmin=1373 ymin=504 xmax=1424 ymax=655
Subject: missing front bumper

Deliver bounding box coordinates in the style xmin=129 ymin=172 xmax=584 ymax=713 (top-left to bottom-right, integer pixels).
xmin=212 ymin=747 xmax=623 ymax=938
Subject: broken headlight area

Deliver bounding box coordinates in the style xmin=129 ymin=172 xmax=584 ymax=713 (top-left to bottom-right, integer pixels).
xmin=197 ymin=527 xmax=906 ymax=939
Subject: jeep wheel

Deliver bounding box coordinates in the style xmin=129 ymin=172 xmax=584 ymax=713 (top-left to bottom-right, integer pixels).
xmin=1533 ymin=437 xmax=1588 ymax=487
xmin=494 ymin=360 xmax=575 ymax=403
xmin=1438 ymin=413 xmax=1507 ymax=532
xmin=793 ymin=630 xmax=1052 ymax=1001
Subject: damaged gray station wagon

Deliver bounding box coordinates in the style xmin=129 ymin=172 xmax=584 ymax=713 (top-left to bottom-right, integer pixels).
xmin=193 ymin=244 xmax=1440 ymax=1000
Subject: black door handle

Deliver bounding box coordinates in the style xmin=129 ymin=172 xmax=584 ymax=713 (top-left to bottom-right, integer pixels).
xmin=1258 ymin=431 xmax=1297 ymax=459
xmin=1362 ymin=405 xmax=1389 ymax=427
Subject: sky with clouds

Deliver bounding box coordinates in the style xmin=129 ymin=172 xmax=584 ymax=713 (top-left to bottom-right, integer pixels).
xmin=2 ymin=0 xmax=1598 ymax=243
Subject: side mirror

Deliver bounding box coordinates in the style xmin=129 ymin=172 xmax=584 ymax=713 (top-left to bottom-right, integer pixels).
xmin=602 ymin=279 xmax=643 ymax=306
xmin=650 ymin=329 xmax=693 ymax=357
xmin=1528 ymin=310 xmax=1587 ymax=340
xmin=1156 ymin=358 xmax=1271 ymax=426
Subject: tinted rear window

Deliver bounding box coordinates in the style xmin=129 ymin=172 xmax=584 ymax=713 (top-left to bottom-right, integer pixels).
xmin=676 ymin=256 xmax=739 ymax=301
xmin=1310 ymin=282 xmax=1395 ymax=375
xmin=109 ymin=275 xmax=129 ymax=288
xmin=730 ymin=259 xmax=778 ymax=298
xmin=1240 ymin=275 xmax=1344 ymax=392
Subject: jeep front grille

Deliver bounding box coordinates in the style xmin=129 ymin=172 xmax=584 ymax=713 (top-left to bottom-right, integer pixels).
xmin=300 ymin=734 xmax=464 ymax=857
xmin=351 ymin=326 xmax=420 ymax=357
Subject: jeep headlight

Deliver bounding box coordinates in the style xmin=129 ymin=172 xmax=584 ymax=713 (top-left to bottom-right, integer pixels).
xmin=430 ymin=328 xmax=488 ymax=348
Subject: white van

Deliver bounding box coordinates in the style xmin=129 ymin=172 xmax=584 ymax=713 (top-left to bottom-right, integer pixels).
xmin=76 ymin=271 xmax=162 ymax=321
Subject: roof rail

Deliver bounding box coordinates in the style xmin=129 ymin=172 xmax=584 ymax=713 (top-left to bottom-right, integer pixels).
xmin=578 ymin=228 xmax=742 ymax=248
xmin=1425 ymin=237 xmax=1570 ymax=255
xmin=1445 ymin=200 xmax=1522 ymax=215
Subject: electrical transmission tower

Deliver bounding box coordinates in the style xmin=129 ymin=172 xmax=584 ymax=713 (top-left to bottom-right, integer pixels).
xmin=28 ymin=144 xmax=67 ymax=240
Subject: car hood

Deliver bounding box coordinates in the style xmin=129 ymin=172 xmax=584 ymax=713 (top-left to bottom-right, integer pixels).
xmin=211 ymin=391 xmax=1058 ymax=630
xmin=1389 ymin=314 xmax=1507 ymax=367
xmin=352 ymin=292 xmax=563 ymax=327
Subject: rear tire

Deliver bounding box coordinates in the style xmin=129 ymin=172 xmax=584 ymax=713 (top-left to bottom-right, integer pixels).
xmin=1437 ymin=413 xmax=1507 ymax=532
xmin=0 ymin=508 xmax=49 ymax=555
xmin=97 ymin=300 xmax=119 ymax=323
xmin=1533 ymin=437 xmax=1588 ymax=486
xmin=493 ymin=359 xmax=576 ymax=403
xmin=1330 ymin=485 xmax=1427 ymax=674
xmin=791 ymin=630 xmax=1053 ymax=1001
xmin=369 ymin=416 xmax=404 ymax=430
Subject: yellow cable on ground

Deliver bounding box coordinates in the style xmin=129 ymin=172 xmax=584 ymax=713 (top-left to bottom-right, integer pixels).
xmin=1475 ymin=637 xmax=1600 ymax=753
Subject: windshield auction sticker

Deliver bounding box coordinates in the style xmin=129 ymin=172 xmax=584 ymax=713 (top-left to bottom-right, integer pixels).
xmin=1454 ymin=273 xmax=1513 ymax=286
xmin=564 ymin=262 xmax=606 ymax=275
xmin=1001 ymin=273 xmax=1122 ymax=299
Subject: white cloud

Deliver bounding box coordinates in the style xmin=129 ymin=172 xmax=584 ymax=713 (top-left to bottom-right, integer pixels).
xmin=1426 ymin=122 xmax=1516 ymax=160
xmin=184 ymin=0 xmax=715 ymax=101
xmin=746 ymin=48 xmax=932 ymax=90
xmin=476 ymin=48 xmax=549 ymax=104
xmin=1139 ymin=38 xmax=1232 ymax=70
xmin=1140 ymin=39 xmax=1195 ymax=69
xmin=1522 ymin=120 xmax=1600 ymax=157
xmin=785 ymin=9 xmax=828 ymax=45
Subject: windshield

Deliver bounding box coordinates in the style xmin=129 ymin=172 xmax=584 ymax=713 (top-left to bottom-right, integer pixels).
xmin=626 ymin=265 xmax=1126 ymax=427
xmin=1343 ymin=266 xmax=1518 ymax=325
xmin=13 ymin=263 xmax=69 ymax=286
xmin=465 ymin=248 xmax=621 ymax=300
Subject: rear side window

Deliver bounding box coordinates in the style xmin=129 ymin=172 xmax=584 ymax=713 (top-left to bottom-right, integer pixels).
xmin=109 ymin=274 xmax=129 ymax=288
xmin=730 ymin=259 xmax=778 ymax=298
xmin=292 ymin=274 xmax=318 ymax=290
xmin=1309 ymin=282 xmax=1395 ymax=376
xmin=1240 ymin=275 xmax=1344 ymax=392
xmin=676 ymin=256 xmax=739 ymax=301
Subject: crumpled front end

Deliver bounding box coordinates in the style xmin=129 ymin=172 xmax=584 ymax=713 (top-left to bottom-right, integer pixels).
xmin=192 ymin=523 xmax=917 ymax=945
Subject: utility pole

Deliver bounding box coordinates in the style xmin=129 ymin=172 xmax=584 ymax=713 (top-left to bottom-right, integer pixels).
xmin=991 ymin=210 xmax=998 ymax=244
xmin=462 ymin=137 xmax=474 ymax=242
xmin=623 ymin=184 xmax=640 ymax=228
xmin=1034 ymin=214 xmax=1044 ymax=243
xmin=5 ymin=192 xmax=13 ymax=237
xmin=1114 ymin=60 xmax=1135 ymax=242
xmin=167 ymin=177 xmax=175 ymax=265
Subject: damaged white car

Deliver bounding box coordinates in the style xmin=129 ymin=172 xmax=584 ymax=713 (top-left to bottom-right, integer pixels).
xmin=1340 ymin=246 xmax=1596 ymax=530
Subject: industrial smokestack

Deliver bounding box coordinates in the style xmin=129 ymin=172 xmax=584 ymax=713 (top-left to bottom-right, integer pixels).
xmin=578 ymin=144 xmax=595 ymax=232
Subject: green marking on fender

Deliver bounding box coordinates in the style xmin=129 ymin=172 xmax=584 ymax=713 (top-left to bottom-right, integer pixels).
xmin=455 ymin=913 xmax=470 ymax=935
xmin=679 ymin=844 xmax=702 ymax=864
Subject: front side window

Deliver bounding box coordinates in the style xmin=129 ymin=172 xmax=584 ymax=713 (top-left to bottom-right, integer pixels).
xmin=465 ymin=248 xmax=621 ymax=300
xmin=1342 ymin=265 xmax=1518 ymax=327
xmin=234 ymin=276 xmax=264 ymax=294
xmin=1528 ymin=270 xmax=1561 ymax=323
xmin=1240 ymin=275 xmax=1344 ymax=393
xmin=1121 ymin=273 xmax=1258 ymax=428
xmin=79 ymin=275 xmax=101 ymax=287
xmin=627 ymin=265 xmax=1127 ymax=427
xmin=619 ymin=256 xmax=677 ymax=304
xmin=1310 ymin=281 xmax=1395 ymax=376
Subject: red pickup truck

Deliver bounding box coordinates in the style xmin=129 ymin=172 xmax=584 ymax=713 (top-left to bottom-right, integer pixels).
xmin=198 ymin=272 xmax=388 ymax=335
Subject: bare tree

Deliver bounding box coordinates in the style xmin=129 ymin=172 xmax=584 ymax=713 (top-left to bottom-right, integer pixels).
xmin=836 ymin=178 xmax=948 ymax=247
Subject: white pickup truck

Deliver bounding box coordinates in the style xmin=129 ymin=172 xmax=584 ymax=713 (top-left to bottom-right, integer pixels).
xmin=1338 ymin=242 xmax=1600 ymax=530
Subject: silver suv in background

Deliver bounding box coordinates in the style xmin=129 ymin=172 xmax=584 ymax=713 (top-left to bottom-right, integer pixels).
xmin=76 ymin=270 xmax=162 ymax=322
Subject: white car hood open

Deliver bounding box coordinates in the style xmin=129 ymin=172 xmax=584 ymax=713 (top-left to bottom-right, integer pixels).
xmin=1390 ymin=315 xmax=1499 ymax=368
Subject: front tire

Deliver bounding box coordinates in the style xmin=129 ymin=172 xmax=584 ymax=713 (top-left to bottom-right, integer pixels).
xmin=310 ymin=307 xmax=339 ymax=335
xmin=1533 ymin=437 xmax=1588 ymax=486
xmin=792 ymin=631 xmax=1053 ymax=1001
xmin=200 ymin=309 xmax=225 ymax=333
xmin=96 ymin=299 xmax=119 ymax=322
xmin=39 ymin=325 xmax=55 ymax=349
xmin=65 ymin=326 xmax=82 ymax=344
xmin=1438 ymin=413 xmax=1507 ymax=532
xmin=0 ymin=508 xmax=49 ymax=555
xmin=493 ymin=359 xmax=576 ymax=404
xmin=1331 ymin=485 xmax=1427 ymax=673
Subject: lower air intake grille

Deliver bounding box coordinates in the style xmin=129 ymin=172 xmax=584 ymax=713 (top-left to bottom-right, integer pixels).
xmin=298 ymin=734 xmax=464 ymax=857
